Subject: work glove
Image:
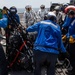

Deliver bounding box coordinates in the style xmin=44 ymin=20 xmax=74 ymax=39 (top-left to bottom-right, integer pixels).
xmin=62 ymin=35 xmax=67 ymax=43
xmin=69 ymin=36 xmax=75 ymax=43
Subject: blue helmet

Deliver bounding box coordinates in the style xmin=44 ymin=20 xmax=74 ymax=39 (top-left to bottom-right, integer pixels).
xmin=10 ymin=6 xmax=17 ymax=14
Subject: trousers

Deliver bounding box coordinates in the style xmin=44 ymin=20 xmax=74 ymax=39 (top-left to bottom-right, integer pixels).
xmin=0 ymin=44 xmax=8 ymax=75
xmin=33 ymin=50 xmax=58 ymax=75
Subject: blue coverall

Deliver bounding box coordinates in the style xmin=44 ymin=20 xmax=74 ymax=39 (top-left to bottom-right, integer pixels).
xmin=26 ymin=20 xmax=66 ymax=75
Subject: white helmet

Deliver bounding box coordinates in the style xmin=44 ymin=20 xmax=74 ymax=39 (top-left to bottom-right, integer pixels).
xmin=25 ymin=5 xmax=32 ymax=12
xmin=48 ymin=12 xmax=56 ymax=17
xmin=54 ymin=6 xmax=60 ymax=11
xmin=25 ymin=5 xmax=31 ymax=9
xmin=47 ymin=12 xmax=56 ymax=21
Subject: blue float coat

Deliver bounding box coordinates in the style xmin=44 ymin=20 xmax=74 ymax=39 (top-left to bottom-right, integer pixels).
xmin=0 ymin=15 xmax=8 ymax=28
xmin=27 ymin=20 xmax=66 ymax=54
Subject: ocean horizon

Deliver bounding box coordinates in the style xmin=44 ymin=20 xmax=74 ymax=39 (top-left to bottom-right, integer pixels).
xmin=17 ymin=8 xmax=49 ymax=13
xmin=17 ymin=8 xmax=39 ymax=13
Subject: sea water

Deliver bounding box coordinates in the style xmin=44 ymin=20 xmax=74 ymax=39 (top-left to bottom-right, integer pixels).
xmin=17 ymin=8 xmax=39 ymax=13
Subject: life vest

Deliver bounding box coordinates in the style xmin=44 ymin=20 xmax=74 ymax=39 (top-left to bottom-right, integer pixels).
xmin=65 ymin=5 xmax=75 ymax=14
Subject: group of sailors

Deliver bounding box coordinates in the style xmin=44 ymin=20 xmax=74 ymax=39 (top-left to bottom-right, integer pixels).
xmin=0 ymin=3 xmax=75 ymax=75
xmin=22 ymin=4 xmax=75 ymax=75
xmin=22 ymin=4 xmax=69 ymax=29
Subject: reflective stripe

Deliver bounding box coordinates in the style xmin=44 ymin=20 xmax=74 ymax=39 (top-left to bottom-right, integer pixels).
xmin=71 ymin=19 xmax=75 ymax=26
xmin=40 ymin=21 xmax=57 ymax=28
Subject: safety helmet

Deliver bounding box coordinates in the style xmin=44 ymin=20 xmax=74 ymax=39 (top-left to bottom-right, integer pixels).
xmin=54 ymin=6 xmax=60 ymax=11
xmin=10 ymin=6 xmax=17 ymax=14
xmin=62 ymin=3 xmax=68 ymax=12
xmin=48 ymin=12 xmax=56 ymax=18
xmin=25 ymin=5 xmax=32 ymax=11
xmin=63 ymin=3 xmax=68 ymax=7
xmin=25 ymin=5 xmax=31 ymax=9
xmin=40 ymin=4 xmax=45 ymax=9
xmin=47 ymin=12 xmax=56 ymax=21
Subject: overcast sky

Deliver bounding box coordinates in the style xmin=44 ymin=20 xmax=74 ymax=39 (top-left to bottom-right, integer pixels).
xmin=0 ymin=0 xmax=70 ymax=8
